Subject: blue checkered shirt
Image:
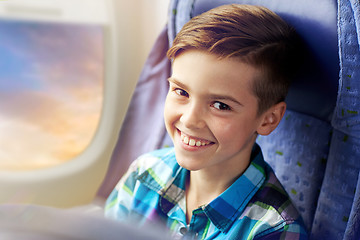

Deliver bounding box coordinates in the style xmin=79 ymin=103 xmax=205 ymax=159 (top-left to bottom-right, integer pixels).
xmin=105 ymin=145 xmax=308 ymax=239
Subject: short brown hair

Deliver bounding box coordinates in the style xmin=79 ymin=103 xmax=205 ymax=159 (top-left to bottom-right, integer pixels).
xmin=167 ymin=4 xmax=304 ymax=114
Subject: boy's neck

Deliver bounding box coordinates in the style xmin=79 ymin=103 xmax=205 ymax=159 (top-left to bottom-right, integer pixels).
xmin=185 ymin=154 xmax=252 ymax=223
xmin=187 ymin=171 xmax=233 ymax=207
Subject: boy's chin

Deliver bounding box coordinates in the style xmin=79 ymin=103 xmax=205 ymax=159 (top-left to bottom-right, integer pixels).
xmin=175 ymin=156 xmax=203 ymax=172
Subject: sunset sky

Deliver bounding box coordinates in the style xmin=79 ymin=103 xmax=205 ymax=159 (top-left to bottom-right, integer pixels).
xmin=0 ymin=19 xmax=104 ymax=170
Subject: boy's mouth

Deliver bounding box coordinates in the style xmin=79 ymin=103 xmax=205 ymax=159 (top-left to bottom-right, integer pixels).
xmin=180 ymin=131 xmax=213 ymax=147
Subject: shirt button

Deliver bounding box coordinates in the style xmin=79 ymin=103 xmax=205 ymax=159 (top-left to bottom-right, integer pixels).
xmin=179 ymin=227 xmax=188 ymax=235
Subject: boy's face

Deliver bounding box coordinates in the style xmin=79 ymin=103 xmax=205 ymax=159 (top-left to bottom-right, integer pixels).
xmin=164 ymin=50 xmax=266 ymax=173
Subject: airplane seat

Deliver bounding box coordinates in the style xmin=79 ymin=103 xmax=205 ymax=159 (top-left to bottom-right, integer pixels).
xmin=98 ymin=0 xmax=360 ymax=239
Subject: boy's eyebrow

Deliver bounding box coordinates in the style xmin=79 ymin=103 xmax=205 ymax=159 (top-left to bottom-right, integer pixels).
xmin=208 ymin=94 xmax=244 ymax=107
xmin=168 ymin=77 xmax=243 ymax=106
xmin=167 ymin=77 xmax=187 ymax=89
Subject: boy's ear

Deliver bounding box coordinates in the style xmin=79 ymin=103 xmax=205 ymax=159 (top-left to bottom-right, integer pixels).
xmin=257 ymin=102 xmax=286 ymax=136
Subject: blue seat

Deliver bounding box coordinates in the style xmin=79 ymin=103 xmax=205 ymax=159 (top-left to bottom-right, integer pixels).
xmin=98 ymin=0 xmax=360 ymax=239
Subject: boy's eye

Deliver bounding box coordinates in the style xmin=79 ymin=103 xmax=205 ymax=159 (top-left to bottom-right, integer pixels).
xmin=213 ymin=101 xmax=231 ymax=111
xmin=175 ymin=88 xmax=189 ymax=97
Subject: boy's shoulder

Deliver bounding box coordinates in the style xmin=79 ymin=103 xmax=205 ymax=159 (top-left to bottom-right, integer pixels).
xmin=239 ymin=165 xmax=308 ymax=237
xmin=233 ymin=144 xmax=308 ymax=237
xmin=118 ymin=147 xmax=178 ymax=188
xmin=246 ymin=144 xmax=304 ymax=224
xmin=252 ymin=168 xmax=303 ymax=224
xmin=131 ymin=147 xmax=181 ymax=189
xmin=135 ymin=147 xmax=177 ymax=173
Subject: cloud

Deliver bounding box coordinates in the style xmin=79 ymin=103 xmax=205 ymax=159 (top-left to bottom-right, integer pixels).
xmin=0 ymin=90 xmax=102 ymax=170
xmin=0 ymin=19 xmax=104 ymax=170
xmin=0 ymin=20 xmax=104 ymax=92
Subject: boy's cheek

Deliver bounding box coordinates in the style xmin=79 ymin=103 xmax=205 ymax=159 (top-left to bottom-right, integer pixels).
xmin=164 ymin=98 xmax=179 ymax=115
xmin=163 ymin=101 xmax=175 ymax=126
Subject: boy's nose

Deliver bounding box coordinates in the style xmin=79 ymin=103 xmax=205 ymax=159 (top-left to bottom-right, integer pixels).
xmin=179 ymin=103 xmax=206 ymax=129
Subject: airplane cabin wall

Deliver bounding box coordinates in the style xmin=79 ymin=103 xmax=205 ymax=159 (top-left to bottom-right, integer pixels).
xmin=0 ymin=0 xmax=169 ymax=208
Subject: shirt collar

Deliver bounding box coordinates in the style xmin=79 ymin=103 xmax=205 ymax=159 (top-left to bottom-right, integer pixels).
xmin=137 ymin=145 xmax=267 ymax=233
xmin=203 ymin=144 xmax=267 ymax=233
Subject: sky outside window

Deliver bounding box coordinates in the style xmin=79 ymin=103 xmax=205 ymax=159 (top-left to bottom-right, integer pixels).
xmin=0 ymin=19 xmax=104 ymax=170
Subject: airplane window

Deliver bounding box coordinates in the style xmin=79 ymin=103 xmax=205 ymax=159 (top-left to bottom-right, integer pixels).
xmin=0 ymin=19 xmax=104 ymax=171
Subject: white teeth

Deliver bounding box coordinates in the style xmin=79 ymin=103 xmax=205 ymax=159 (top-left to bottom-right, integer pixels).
xmin=180 ymin=132 xmax=210 ymax=147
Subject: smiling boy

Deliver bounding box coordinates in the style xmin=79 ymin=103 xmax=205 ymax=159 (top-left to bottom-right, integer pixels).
xmin=165 ymin=51 xmax=280 ymax=224
xmin=105 ymin=4 xmax=308 ymax=239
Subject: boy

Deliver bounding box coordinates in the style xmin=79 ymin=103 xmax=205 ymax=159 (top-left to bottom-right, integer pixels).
xmin=105 ymin=4 xmax=308 ymax=240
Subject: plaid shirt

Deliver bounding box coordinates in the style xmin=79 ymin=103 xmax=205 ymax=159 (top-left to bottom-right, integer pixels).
xmin=105 ymin=145 xmax=308 ymax=239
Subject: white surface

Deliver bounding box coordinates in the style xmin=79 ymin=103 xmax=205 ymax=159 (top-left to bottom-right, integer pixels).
xmin=0 ymin=0 xmax=109 ymax=24
xmin=0 ymin=204 xmax=170 ymax=240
